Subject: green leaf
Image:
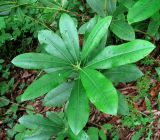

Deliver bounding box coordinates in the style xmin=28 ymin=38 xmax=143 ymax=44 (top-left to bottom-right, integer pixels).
xmin=78 ymin=16 xmax=98 ymax=35
xmin=24 ymin=129 xmax=53 ymax=140
xmin=12 ymin=53 xmax=68 ymax=69
xmin=13 ymin=124 xmax=26 ymax=133
xmin=110 ymin=20 xmax=135 ymax=41
xmin=69 ymin=130 xmax=90 ymax=140
xmin=86 ymin=0 xmax=105 ymax=17
xmin=43 ymin=82 xmax=74 ymax=107
xmin=158 ymin=93 xmax=160 ymax=110
xmin=131 ymin=128 xmax=145 ymax=140
xmin=59 ymin=13 xmax=80 ymax=62
xmin=21 ymin=70 xmax=72 ymax=101
xmin=81 ymin=16 xmax=112 ymax=60
xmin=67 ymin=80 xmax=90 ymax=135
xmin=127 ymin=0 xmax=160 ymax=24
xmin=0 ymin=2 xmax=15 ymax=16
xmin=46 ymin=112 xmax=64 ymax=128
xmin=106 ymin=0 xmax=117 ymax=15
xmin=118 ymin=0 xmax=134 ymax=9
xmin=17 ymin=0 xmax=37 ymax=4
xmin=117 ymin=92 xmax=129 ymax=115
xmin=99 ymin=130 xmax=106 ymax=140
xmin=87 ymin=127 xmax=99 ymax=140
xmin=155 ymin=67 xmax=160 ymax=77
xmin=103 ymin=64 xmax=143 ymax=83
xmin=0 ymin=96 xmax=10 ymax=107
xmin=145 ymin=96 xmax=152 ymax=112
xmin=87 ymin=39 xmax=155 ymax=69
xmin=38 ymin=30 xmax=73 ymax=64
xmin=147 ymin=12 xmax=160 ymax=37
xmin=80 ymin=68 xmax=118 ymax=115
xmin=19 ymin=115 xmax=64 ymax=133
xmin=0 ymin=17 xmax=6 ymax=29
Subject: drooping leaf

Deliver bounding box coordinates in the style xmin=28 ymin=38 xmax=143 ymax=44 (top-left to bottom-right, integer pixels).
xmin=81 ymin=16 xmax=112 ymax=60
xmin=38 ymin=30 xmax=73 ymax=63
xmin=67 ymin=80 xmax=90 ymax=135
xmin=19 ymin=115 xmax=64 ymax=133
xmin=87 ymin=40 xmax=155 ymax=69
xmin=110 ymin=20 xmax=135 ymax=41
xmin=43 ymin=82 xmax=74 ymax=107
xmin=21 ymin=70 xmax=72 ymax=101
xmin=117 ymin=92 xmax=129 ymax=115
xmin=127 ymin=0 xmax=160 ymax=24
xmin=12 ymin=53 xmax=68 ymax=69
xmin=80 ymin=68 xmax=118 ymax=115
xmin=103 ymin=64 xmax=143 ymax=83
xmin=59 ymin=13 xmax=80 ymax=62
xmin=86 ymin=0 xmax=105 ymax=17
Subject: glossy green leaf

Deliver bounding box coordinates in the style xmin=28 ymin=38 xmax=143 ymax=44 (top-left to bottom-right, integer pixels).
xmin=12 ymin=53 xmax=68 ymax=69
xmin=21 ymin=70 xmax=71 ymax=101
xmin=87 ymin=40 xmax=155 ymax=69
xmin=80 ymin=68 xmax=118 ymax=115
xmin=19 ymin=115 xmax=64 ymax=133
xmin=67 ymin=80 xmax=90 ymax=135
xmin=81 ymin=16 xmax=112 ymax=60
xmin=110 ymin=20 xmax=135 ymax=41
xmin=87 ymin=127 xmax=99 ymax=140
xmin=59 ymin=13 xmax=80 ymax=62
xmin=103 ymin=64 xmax=143 ymax=83
xmin=38 ymin=30 xmax=73 ymax=63
xmin=86 ymin=0 xmax=105 ymax=17
xmin=127 ymin=0 xmax=160 ymax=24
xmin=117 ymin=92 xmax=129 ymax=115
xmin=43 ymin=82 xmax=74 ymax=107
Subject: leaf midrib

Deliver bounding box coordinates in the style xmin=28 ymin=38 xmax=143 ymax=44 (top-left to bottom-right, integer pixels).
xmin=87 ymin=46 xmax=151 ymax=67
